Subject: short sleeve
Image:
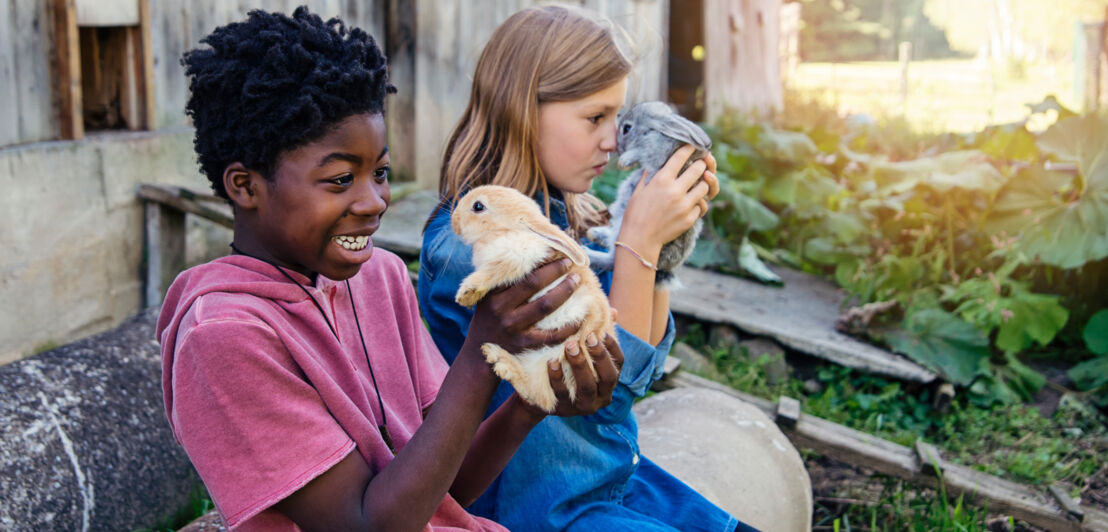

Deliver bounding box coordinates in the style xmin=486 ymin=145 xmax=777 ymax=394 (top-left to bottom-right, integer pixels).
xmin=168 ymin=318 xmax=355 ymax=528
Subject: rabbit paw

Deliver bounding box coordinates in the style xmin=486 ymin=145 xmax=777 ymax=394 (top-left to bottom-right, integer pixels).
xmin=455 ymin=284 xmax=488 ymax=307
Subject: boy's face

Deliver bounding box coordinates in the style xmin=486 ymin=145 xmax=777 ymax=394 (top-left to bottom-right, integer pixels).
xmin=251 ymin=112 xmax=391 ymax=280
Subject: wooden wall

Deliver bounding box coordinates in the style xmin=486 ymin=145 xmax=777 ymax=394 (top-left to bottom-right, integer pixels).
xmin=0 ymin=0 xmax=386 ymax=147
xmin=0 ymin=2 xmax=57 ymax=146
xmin=411 ymin=0 xmax=669 ymax=186
xmin=703 ymin=0 xmax=783 ymax=120
xmin=2 ymin=0 xmax=667 ymax=184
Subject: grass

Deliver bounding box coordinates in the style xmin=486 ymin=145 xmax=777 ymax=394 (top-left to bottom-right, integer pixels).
xmin=787 ymin=59 xmax=1079 ymax=134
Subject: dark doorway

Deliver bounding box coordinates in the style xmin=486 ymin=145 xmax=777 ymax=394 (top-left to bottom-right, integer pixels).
xmin=667 ymin=0 xmax=705 ymax=121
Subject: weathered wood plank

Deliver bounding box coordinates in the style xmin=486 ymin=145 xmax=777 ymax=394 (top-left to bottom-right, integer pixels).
xmin=703 ymin=0 xmax=783 ymax=119
xmin=775 ymin=395 xmax=800 ymax=427
xmin=0 ymin=3 xmax=19 ymax=146
xmin=136 ymin=184 xmax=233 ymax=228
xmin=16 ymin=0 xmax=56 ymax=142
xmin=134 ymin=0 xmax=156 ymax=130
xmin=671 ymin=265 xmax=938 ymax=382
xmin=143 ymin=201 xmax=185 ymax=307
xmin=75 ymin=0 xmax=140 ymax=26
xmin=53 ymin=0 xmax=84 ymax=140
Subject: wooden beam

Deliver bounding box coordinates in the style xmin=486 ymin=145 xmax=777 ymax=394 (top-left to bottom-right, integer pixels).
xmin=143 ymin=201 xmax=185 ymax=307
xmin=133 ymin=0 xmax=155 ymax=130
xmin=775 ymin=395 xmax=800 ymax=428
xmin=136 ymin=184 xmax=233 ymax=229
xmin=53 ymin=0 xmax=83 ymax=140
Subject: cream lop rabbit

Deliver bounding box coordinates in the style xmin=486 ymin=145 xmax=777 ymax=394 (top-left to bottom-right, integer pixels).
xmin=452 ymin=185 xmax=616 ymax=412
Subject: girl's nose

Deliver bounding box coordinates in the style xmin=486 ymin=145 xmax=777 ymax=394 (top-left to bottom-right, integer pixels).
xmin=350 ymin=181 xmax=389 ymax=217
xmin=600 ymin=122 xmax=618 ymax=152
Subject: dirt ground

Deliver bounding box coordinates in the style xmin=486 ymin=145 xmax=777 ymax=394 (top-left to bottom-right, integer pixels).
xmin=805 ymin=453 xmax=1108 ymax=531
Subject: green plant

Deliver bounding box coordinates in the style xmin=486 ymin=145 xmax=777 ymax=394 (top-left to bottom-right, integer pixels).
xmin=628 ymin=97 xmax=1108 ymax=406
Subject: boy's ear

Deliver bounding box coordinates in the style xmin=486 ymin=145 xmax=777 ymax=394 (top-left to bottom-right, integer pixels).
xmin=223 ymin=162 xmax=261 ymax=210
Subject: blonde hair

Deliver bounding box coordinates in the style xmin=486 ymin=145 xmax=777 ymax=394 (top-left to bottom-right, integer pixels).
xmin=434 ymin=4 xmax=634 ymax=237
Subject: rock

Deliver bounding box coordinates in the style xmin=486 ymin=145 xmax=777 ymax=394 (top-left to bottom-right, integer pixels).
xmin=180 ymin=510 xmax=226 ymax=532
xmin=635 ymin=388 xmax=813 ymax=532
xmin=669 ymin=342 xmax=723 ymax=380
xmin=740 ymin=338 xmax=789 ymax=385
xmin=708 ymin=323 xmax=742 ymax=349
xmin=803 ymin=378 xmax=825 ymax=395
xmin=0 ymin=307 xmax=201 ymax=532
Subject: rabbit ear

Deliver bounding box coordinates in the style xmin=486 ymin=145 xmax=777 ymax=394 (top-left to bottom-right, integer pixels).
xmin=526 ymin=225 xmax=588 ymax=267
xmin=651 ymin=112 xmax=711 ymax=150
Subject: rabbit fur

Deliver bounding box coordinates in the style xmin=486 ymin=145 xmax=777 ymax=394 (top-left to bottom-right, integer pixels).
xmin=585 ymin=101 xmax=712 ymax=289
xmin=451 ymin=185 xmax=616 ymax=412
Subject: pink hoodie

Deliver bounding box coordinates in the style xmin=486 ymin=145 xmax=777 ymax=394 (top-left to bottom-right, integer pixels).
xmin=158 ymin=250 xmax=505 ymax=531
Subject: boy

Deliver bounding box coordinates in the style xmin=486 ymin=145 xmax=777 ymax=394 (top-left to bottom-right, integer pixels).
xmin=157 ymin=8 xmax=622 ymax=531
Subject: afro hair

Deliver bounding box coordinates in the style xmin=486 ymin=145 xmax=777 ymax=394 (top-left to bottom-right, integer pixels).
xmin=182 ymin=6 xmax=396 ymax=198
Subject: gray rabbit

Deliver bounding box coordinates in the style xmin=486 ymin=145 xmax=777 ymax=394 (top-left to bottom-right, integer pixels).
xmin=586 ymin=101 xmax=711 ymax=288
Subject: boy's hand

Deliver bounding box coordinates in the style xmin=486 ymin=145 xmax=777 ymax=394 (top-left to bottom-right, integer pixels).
xmin=466 ymin=258 xmax=579 ymax=354
xmin=544 ymin=333 xmax=623 ymax=417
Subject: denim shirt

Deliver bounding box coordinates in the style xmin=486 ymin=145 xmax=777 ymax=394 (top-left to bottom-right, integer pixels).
xmin=418 ymin=194 xmax=739 ymax=532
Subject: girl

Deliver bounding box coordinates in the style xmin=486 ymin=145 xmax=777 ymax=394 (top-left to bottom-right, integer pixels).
xmin=419 ymin=5 xmax=755 ymax=532
xmin=158 ymin=8 xmax=622 ymax=531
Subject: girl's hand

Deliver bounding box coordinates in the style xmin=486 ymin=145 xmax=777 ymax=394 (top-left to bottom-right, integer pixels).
xmin=620 ymin=145 xmax=716 ymax=253
xmin=465 ymin=258 xmax=579 ymax=355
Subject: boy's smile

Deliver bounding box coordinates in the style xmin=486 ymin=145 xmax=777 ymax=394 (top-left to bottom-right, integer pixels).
xmin=229 ymin=112 xmax=391 ymax=281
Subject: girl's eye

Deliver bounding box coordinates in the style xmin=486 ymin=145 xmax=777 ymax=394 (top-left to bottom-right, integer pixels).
xmin=330 ymin=173 xmax=354 ymax=186
xmin=588 ymin=114 xmax=603 ymax=125
xmin=374 ymin=166 xmax=391 ymax=183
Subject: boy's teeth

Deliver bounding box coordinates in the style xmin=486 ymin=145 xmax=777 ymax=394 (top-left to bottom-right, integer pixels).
xmin=333 ymin=235 xmax=369 ymax=250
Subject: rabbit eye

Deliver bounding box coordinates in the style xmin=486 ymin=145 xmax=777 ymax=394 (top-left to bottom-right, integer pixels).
xmin=622 ymin=123 xmax=632 ymax=135
xmin=472 ymin=201 xmax=485 ymax=213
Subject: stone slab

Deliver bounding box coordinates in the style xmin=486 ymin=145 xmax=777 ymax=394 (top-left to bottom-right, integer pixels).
xmin=377 ymin=190 xmax=937 ymax=383
xmin=0 ymin=307 xmax=201 ymax=531
xmin=635 ymin=387 xmax=813 ymax=532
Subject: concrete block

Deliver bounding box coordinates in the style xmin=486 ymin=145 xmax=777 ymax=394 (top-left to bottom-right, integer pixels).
xmin=635 ymin=387 xmax=813 ymax=532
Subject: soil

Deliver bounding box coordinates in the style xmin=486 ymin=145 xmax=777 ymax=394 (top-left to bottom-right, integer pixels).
xmin=805 ymin=453 xmax=1104 ymax=531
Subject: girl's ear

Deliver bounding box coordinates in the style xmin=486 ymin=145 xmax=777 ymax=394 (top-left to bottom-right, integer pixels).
xmin=223 ymin=162 xmax=261 ymax=210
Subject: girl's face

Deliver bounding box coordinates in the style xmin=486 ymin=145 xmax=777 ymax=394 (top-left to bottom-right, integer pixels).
xmin=535 ymin=77 xmax=628 ymax=194
xmin=249 ymin=112 xmax=391 ymax=280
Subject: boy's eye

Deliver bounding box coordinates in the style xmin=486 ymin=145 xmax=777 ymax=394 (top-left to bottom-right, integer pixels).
xmin=330 ymin=173 xmax=354 ymax=186
xmin=374 ymin=166 xmax=391 ymax=182
xmin=587 ymin=114 xmax=603 ymax=124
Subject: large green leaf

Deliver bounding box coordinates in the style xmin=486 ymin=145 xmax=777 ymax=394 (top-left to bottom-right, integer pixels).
xmin=738 ymin=236 xmax=782 ymax=284
xmin=869 ymin=150 xmax=1006 ymax=195
xmin=994 ymin=293 xmax=1069 ymax=353
xmin=756 ymin=128 xmax=819 ymax=162
xmin=1084 ymin=309 xmax=1108 ymax=355
xmin=886 ymin=308 xmax=990 ymax=385
xmin=1068 ymin=355 xmax=1108 ymax=392
xmin=987 ymin=115 xmax=1108 ymax=268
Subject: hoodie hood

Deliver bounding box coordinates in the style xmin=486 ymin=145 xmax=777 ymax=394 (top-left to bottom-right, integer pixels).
xmin=157 ymin=255 xmax=336 ymax=422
